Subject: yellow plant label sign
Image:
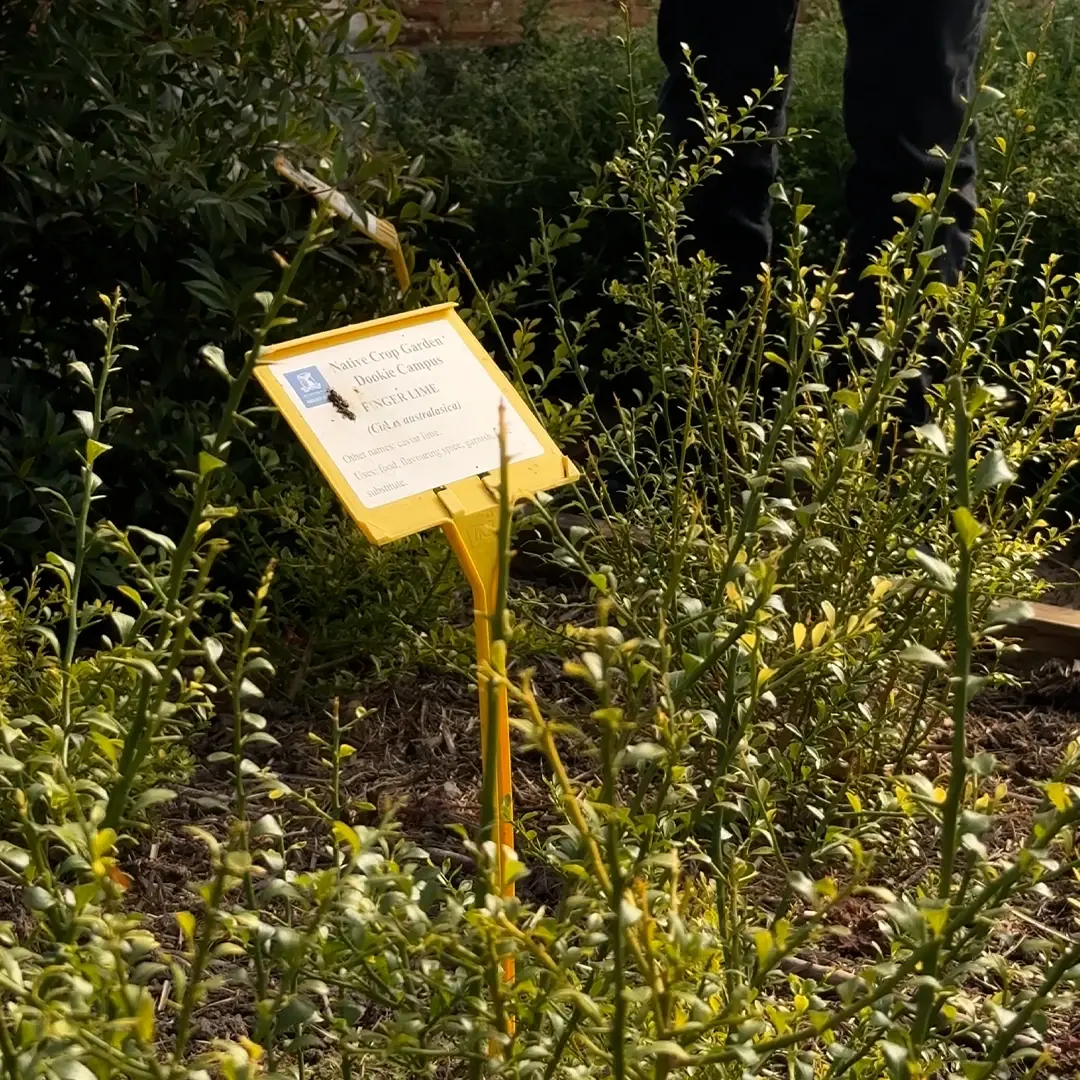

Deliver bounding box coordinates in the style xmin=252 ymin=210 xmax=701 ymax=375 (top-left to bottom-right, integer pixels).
xmin=255 ymin=303 xmax=577 ymax=543
xmin=258 ymin=303 xmax=576 ymax=928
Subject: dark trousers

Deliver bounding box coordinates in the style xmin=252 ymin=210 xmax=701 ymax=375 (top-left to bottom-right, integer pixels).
xmin=658 ymin=0 xmax=990 ymax=322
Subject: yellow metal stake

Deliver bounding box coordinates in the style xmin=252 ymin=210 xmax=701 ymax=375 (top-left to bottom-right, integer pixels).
xmin=440 ymin=500 xmax=516 ymax=992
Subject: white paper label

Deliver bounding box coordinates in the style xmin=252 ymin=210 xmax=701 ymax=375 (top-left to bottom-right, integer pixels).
xmin=266 ymin=319 xmax=545 ymax=508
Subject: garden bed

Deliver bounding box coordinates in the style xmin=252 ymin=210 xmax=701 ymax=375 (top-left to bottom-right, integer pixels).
xmin=80 ymin=642 xmax=1080 ymax=1066
xmin=5 ymin=2 xmax=1080 ymax=1077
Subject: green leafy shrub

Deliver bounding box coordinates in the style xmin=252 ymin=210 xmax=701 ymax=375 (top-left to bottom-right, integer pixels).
xmin=0 ymin=0 xmax=439 ymax=573
xmin=238 ymin=479 xmax=473 ymax=688
xmin=463 ymin=42 xmax=1075 ymax=815
xmin=1004 ymin=0 xmax=1080 ymax=268
xmin=378 ymin=14 xmax=664 ymax=284
xmin=0 ymin=589 xmax=14 ymax=714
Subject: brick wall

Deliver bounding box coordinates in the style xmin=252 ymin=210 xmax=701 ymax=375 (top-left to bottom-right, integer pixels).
xmin=399 ymin=0 xmax=655 ymax=47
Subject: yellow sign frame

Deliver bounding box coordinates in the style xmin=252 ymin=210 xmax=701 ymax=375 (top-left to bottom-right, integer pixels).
xmin=255 ymin=304 xmax=578 ymax=997
xmin=255 ymin=303 xmax=575 ymax=545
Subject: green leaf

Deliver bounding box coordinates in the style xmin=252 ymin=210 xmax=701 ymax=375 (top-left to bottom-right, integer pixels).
xmin=640 ymin=1042 xmax=693 ymax=1064
xmin=115 ymin=657 xmax=161 ymax=682
xmin=224 ymin=851 xmax=253 ymax=877
xmin=898 ymin=643 xmax=947 ymax=668
xmin=86 ymin=438 xmax=111 ymax=464
xmin=238 ymin=678 xmax=263 ymax=700
xmin=986 ymin=600 xmax=1033 ymax=628
xmin=117 ymin=585 xmax=145 ymax=610
xmin=253 ymin=814 xmax=284 ymax=839
xmin=881 ymin=1043 xmax=911 ymax=1080
xmin=198 ymin=451 xmax=226 ymax=477
xmin=52 ymin=1059 xmax=98 ymax=1080
xmin=243 ymin=731 xmax=279 ymax=748
xmin=111 ymin=610 xmax=135 ymax=641
xmin=331 ymin=820 xmax=361 ymax=855
xmin=68 ymin=361 xmax=94 ymax=387
xmin=32 ymin=625 xmax=61 ymax=656
xmin=132 ymin=788 xmax=177 ymax=812
xmin=914 ymin=423 xmax=947 ymax=454
xmin=914 ymin=193 xmax=940 ymax=214
xmin=128 ymin=526 xmax=177 ymax=554
xmin=953 ymin=507 xmax=984 ymax=549
xmin=200 ymin=344 xmax=232 ymax=381
xmin=277 ymin=994 xmax=317 ymax=1030
xmin=859 ymin=336 xmax=887 ymax=364
xmin=0 ymin=754 xmax=24 ymax=773
xmin=551 ymin=988 xmax=603 ymax=1022
xmin=988 ymin=1002 xmax=1018 ymax=1029
xmin=974 ymin=85 xmax=1006 ymax=113
xmin=0 ymin=844 xmax=30 ymax=872
xmin=617 ymin=742 xmax=666 ymax=766
xmin=46 ymin=551 xmax=76 ymax=582
xmin=972 ymin=448 xmax=1015 ymax=497
xmin=3 ymin=517 xmax=42 ymax=536
xmin=782 ymin=455 xmax=814 ymax=476
xmin=23 ymin=885 xmax=56 ymax=911
xmin=908 ymin=547 xmax=955 ymax=592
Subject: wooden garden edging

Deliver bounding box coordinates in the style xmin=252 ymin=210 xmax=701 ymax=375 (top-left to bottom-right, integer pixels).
xmin=1008 ymin=601 xmax=1080 ymax=660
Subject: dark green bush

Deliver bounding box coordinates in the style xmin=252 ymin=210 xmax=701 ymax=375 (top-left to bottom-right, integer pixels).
xmin=784 ymin=2 xmax=1080 ymax=271
xmin=1005 ymin=1 xmax=1080 ymax=262
xmin=0 ymin=0 xmax=439 ymax=573
xmin=378 ymin=15 xmax=664 ymax=284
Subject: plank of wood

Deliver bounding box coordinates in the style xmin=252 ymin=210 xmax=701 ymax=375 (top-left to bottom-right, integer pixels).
xmin=1010 ymin=601 xmax=1080 ymax=659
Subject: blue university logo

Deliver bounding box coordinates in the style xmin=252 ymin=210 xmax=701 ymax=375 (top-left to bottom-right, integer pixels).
xmin=285 ymin=365 xmax=329 ymax=408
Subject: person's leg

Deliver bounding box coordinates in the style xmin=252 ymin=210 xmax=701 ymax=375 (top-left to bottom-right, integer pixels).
xmin=839 ymin=0 xmax=990 ymax=293
xmin=838 ymin=0 xmax=990 ymax=423
xmin=658 ymin=0 xmax=800 ymax=306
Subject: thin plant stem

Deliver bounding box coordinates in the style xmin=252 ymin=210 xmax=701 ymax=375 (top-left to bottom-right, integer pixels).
xmin=104 ymin=208 xmax=330 ymax=830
